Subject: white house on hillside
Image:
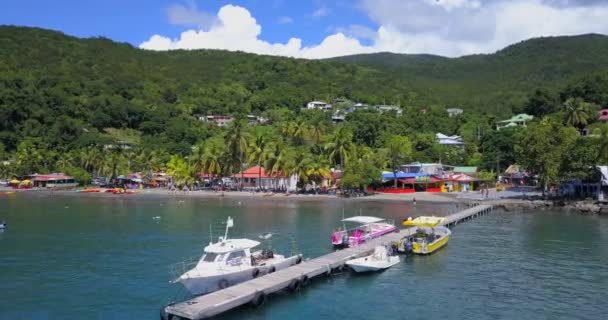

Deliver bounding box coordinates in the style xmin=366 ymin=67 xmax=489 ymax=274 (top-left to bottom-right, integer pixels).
xmin=375 ymin=105 xmax=402 ymax=115
xmin=447 ymin=108 xmax=463 ymax=117
xmin=436 ymin=133 xmax=464 ymax=146
xmin=307 ymin=101 xmax=332 ymax=110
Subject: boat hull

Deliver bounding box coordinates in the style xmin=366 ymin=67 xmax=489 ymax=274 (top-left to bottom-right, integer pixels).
xmin=346 ymin=256 xmax=400 ymax=273
xmin=178 ymin=254 xmax=302 ymax=295
xmin=333 ymin=226 xmax=398 ymax=248
xmin=412 ymin=228 xmax=450 ymax=255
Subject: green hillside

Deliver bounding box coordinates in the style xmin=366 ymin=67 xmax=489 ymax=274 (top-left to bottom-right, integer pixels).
xmin=0 ymin=26 xmax=606 ymax=187
xmin=0 ymin=26 xmax=416 ymax=152
xmin=331 ymin=34 xmax=608 ymax=110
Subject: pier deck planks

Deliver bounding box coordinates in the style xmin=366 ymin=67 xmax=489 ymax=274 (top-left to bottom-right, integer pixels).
xmin=165 ymin=204 xmax=493 ymax=319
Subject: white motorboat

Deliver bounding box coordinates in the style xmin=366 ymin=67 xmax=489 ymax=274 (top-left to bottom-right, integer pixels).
xmin=346 ymin=245 xmax=400 ymax=273
xmin=174 ymin=217 xmax=303 ymax=295
xmin=0 ymin=221 xmax=6 ymax=229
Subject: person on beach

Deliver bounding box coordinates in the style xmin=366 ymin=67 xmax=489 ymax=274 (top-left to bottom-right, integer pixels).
xmin=413 ymin=197 xmax=417 ymax=206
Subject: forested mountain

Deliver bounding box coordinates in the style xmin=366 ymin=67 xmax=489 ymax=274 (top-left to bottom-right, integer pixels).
xmin=1 ymin=26 xmax=607 ymax=187
xmin=331 ymin=34 xmax=608 ymax=110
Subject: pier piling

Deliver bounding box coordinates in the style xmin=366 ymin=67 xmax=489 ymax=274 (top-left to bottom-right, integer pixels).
xmin=164 ymin=204 xmax=493 ymax=320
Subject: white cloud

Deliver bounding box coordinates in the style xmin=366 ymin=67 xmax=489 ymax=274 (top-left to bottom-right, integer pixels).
xmin=141 ymin=1 xmax=608 ymax=59
xmin=312 ymin=6 xmax=331 ymax=18
xmin=166 ymin=1 xmax=215 ymax=29
xmin=141 ymin=5 xmax=373 ymax=58
xmin=361 ymin=0 xmax=608 ymax=56
xmin=277 ymin=16 xmax=293 ymax=24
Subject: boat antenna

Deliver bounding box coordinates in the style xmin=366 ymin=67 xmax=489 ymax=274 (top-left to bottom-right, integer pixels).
xmin=224 ymin=216 xmax=234 ymax=241
xmin=209 ymin=222 xmax=213 ymax=245
xmin=342 ymin=204 xmax=346 ymax=231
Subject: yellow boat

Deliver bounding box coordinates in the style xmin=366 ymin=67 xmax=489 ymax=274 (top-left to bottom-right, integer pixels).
xmin=410 ymin=226 xmax=451 ymax=255
xmin=403 ymin=216 xmax=445 ymax=227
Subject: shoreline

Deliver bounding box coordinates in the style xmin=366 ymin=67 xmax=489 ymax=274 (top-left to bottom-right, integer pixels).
xmin=3 ymin=188 xmax=606 ymax=215
xmin=2 ymin=188 xmax=460 ymax=204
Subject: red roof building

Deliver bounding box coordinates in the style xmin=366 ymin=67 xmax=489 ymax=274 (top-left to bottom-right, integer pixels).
xmin=232 ymin=166 xmax=285 ymax=179
xmin=599 ymin=109 xmax=608 ymax=122
xmin=232 ymin=166 xmax=298 ymax=191
xmin=31 ymin=174 xmax=77 ymax=189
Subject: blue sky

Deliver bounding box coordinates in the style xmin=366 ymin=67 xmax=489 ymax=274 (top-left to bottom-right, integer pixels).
xmin=2 ymin=0 xmax=608 ymax=58
xmin=0 ymin=0 xmax=370 ymax=46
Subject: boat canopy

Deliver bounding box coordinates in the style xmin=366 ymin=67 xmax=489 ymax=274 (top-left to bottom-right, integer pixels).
xmin=204 ymin=238 xmax=260 ymax=253
xmin=404 ymin=216 xmax=445 ymax=227
xmin=342 ymin=216 xmax=385 ymax=224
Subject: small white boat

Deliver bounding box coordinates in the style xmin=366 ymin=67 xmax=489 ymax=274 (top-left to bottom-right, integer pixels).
xmin=173 ymin=217 xmax=303 ymax=296
xmin=0 ymin=221 xmax=6 ymax=229
xmin=346 ymin=245 xmax=400 ymax=273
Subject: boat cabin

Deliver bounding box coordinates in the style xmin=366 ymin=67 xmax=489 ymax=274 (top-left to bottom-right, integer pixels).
xmin=198 ymin=238 xmax=259 ymax=267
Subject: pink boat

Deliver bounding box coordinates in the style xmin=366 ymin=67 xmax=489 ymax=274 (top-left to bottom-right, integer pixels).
xmin=331 ymin=216 xmax=397 ymax=248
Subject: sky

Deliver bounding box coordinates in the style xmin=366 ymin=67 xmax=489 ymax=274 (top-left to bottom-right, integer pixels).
xmin=2 ymin=0 xmax=608 ymax=58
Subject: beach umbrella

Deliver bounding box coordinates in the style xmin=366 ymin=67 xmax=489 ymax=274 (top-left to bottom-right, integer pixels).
xmin=22 ymin=179 xmax=31 ymax=184
xmin=9 ymin=179 xmax=20 ymax=184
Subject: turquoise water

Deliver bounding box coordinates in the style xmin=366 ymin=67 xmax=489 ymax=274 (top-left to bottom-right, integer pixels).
xmin=1 ymin=193 xmax=607 ymax=320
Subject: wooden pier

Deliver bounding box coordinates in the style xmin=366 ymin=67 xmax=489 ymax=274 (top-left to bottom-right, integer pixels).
xmin=162 ymin=204 xmax=493 ymax=320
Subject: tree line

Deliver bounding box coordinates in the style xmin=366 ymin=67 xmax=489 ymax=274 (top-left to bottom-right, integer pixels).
xmin=0 ymin=27 xmax=608 ymax=190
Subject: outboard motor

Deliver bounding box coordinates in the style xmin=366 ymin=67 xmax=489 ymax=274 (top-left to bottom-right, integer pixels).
xmin=261 ymin=249 xmax=274 ymax=259
xmin=404 ymin=240 xmax=413 ymax=254
xmin=390 ymin=243 xmax=398 ymax=256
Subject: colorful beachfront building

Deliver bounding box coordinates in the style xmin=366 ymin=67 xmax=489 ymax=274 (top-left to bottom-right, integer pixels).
xmin=232 ymin=166 xmax=298 ymax=192
xmin=30 ymin=174 xmax=78 ymax=189
xmin=376 ymin=164 xmax=483 ymax=193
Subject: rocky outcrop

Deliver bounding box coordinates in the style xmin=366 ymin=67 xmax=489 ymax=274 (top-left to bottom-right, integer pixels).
xmin=492 ymin=199 xmax=604 ymax=215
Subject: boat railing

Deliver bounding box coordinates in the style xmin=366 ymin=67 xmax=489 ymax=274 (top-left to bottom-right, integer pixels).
xmin=169 ymin=256 xmax=199 ymax=281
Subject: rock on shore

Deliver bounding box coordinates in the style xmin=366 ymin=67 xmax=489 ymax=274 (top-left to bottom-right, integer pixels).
xmin=492 ymin=199 xmax=605 ymax=215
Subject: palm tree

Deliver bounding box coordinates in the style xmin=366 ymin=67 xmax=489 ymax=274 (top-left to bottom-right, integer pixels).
xmin=191 ymin=142 xmax=206 ymax=178
xmin=56 ymin=152 xmax=75 ymax=172
xmin=265 ymin=141 xmax=295 ymax=190
xmin=309 ymin=123 xmax=325 ymax=145
xmin=292 ymin=154 xmax=331 ymax=188
xmin=563 ymin=98 xmax=591 ymax=131
xmin=291 ymin=120 xmax=310 ymax=145
xmin=225 ymin=119 xmax=250 ymax=189
xmin=99 ymin=151 xmax=126 ymax=182
xmin=247 ymin=131 xmax=271 ymax=189
xmin=166 ymin=155 xmax=193 ymax=188
xmin=80 ymin=147 xmax=104 ymax=175
xmin=192 ymin=137 xmax=226 ymax=186
xmin=280 ymin=122 xmax=295 ymax=138
xmin=325 ymin=126 xmax=354 ymax=170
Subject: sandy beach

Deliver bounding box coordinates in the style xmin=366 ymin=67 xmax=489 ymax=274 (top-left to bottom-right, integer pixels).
xmin=1 ymin=187 xmax=463 ymax=204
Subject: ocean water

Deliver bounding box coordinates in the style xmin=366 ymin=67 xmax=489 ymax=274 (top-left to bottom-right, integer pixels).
xmin=0 ymin=193 xmax=606 ymax=320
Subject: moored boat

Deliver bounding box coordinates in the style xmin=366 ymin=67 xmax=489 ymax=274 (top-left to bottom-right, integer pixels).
xmin=331 ymin=216 xmax=397 ymax=248
xmin=174 ymin=217 xmax=303 ymax=296
xmin=403 ymin=216 xmax=445 ymax=227
xmin=346 ymin=245 xmax=400 ymax=272
xmin=409 ymin=226 xmax=451 ymax=255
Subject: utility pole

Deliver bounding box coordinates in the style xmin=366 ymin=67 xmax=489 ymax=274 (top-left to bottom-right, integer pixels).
xmin=496 ymin=154 xmax=500 ymax=181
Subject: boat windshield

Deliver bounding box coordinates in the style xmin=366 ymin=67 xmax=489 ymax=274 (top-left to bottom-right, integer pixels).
xmin=202 ymin=252 xmax=224 ymax=262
